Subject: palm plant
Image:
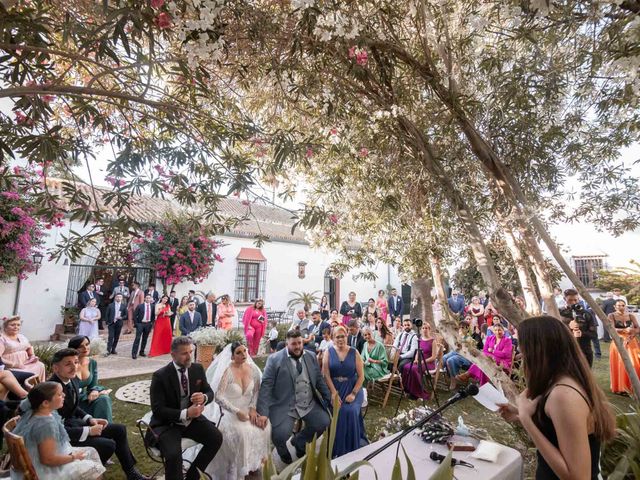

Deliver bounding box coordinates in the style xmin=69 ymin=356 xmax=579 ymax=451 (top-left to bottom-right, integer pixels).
xmin=287 ymin=290 xmax=321 ymax=312
xmin=601 ymin=407 xmax=640 ymax=479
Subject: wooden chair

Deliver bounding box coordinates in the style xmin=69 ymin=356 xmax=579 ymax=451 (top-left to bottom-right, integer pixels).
xmin=24 ymin=376 xmax=40 ymax=391
xmin=367 ymin=345 xmax=404 ymax=408
xmin=3 ymin=416 xmax=38 ymax=480
xmin=428 ymin=346 xmax=449 ymax=391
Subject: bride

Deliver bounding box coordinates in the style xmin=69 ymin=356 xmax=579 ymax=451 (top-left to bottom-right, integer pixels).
xmin=197 ymin=341 xmax=271 ymax=479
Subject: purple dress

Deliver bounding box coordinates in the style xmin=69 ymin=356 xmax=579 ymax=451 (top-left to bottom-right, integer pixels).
xmin=401 ymin=338 xmax=436 ymax=400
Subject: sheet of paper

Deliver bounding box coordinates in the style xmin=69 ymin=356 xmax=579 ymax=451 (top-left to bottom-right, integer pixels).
xmin=473 ymin=383 xmax=509 ymax=412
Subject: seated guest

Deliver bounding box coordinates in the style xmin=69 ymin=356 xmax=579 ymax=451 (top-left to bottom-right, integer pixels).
xmin=322 ymin=326 xmax=368 ymax=457
xmin=329 ymin=309 xmax=340 ymax=328
xmin=391 ymin=318 xmax=418 ymax=372
xmin=361 ymin=327 xmax=388 ymax=382
xmin=148 ymin=337 xmax=222 ymax=480
xmin=199 ymin=342 xmax=270 ymax=479
xmin=402 ymin=323 xmax=439 ymax=400
xmin=67 ymin=336 xmax=113 ymax=423
xmin=347 ymin=319 xmax=365 ymax=352
xmin=0 ymin=316 xmax=46 ymax=381
xmin=288 ymin=309 xmax=310 ymax=332
xmin=390 ymin=316 xmax=403 ymax=338
xmin=256 ymin=330 xmax=331 ymax=467
xmin=457 ymin=324 xmax=513 ymax=386
xmin=317 ymin=328 xmax=333 ymax=363
xmin=442 ymin=322 xmax=473 ymax=390
xmin=49 ymin=348 xmax=148 ymax=480
xmin=487 ymin=315 xmax=511 ymax=338
xmin=13 ymin=382 xmax=105 ymax=479
xmin=374 ymin=318 xmax=394 ymax=345
xmin=0 ymin=369 xmax=29 ymax=401
xmin=179 ymin=300 xmax=202 ymax=337
xmin=309 ymin=311 xmax=331 ymax=351
xmin=363 ymin=312 xmax=377 ymax=330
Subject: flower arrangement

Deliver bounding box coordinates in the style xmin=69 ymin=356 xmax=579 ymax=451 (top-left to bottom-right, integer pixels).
xmin=133 ymin=217 xmax=223 ymax=288
xmin=0 ymin=166 xmax=62 ymax=282
xmin=89 ymin=337 xmax=108 ymax=356
xmin=189 ymin=327 xmax=245 ymax=353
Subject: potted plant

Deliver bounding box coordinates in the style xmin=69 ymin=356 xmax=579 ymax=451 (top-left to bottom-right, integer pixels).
xmin=60 ymin=306 xmax=80 ymax=334
xmin=189 ymin=328 xmax=228 ymax=369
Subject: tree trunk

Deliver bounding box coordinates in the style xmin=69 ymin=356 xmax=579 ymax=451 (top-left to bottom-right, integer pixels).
xmin=429 ymin=255 xmax=520 ymax=401
xmin=410 ymin=277 xmax=435 ymax=329
xmin=498 ymin=215 xmax=541 ymax=315
xmin=397 ymin=116 xmax=526 ymax=326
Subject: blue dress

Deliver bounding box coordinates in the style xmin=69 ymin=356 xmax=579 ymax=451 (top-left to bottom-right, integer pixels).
xmin=328 ymin=347 xmax=368 ymax=457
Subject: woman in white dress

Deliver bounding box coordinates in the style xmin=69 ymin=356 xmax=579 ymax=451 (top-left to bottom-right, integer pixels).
xmin=203 ymin=341 xmax=271 ymax=479
xmin=78 ymin=298 xmax=100 ymax=339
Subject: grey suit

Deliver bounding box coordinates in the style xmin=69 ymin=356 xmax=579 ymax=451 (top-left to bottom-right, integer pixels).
xmin=257 ymin=348 xmax=331 ymax=462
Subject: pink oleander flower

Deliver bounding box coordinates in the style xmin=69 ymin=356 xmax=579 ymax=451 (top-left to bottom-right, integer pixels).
xmin=155 ymin=12 xmax=172 ymax=29
xmin=14 ymin=111 xmax=28 ymax=124
xmin=348 ymin=46 xmax=357 ymax=58
xmin=329 ymin=214 xmax=339 ymax=224
xmin=1 ymin=192 xmax=20 ymax=200
xmin=356 ymin=50 xmax=368 ymax=66
xmin=150 ymin=0 xmax=165 ymax=8
xmin=306 ymin=147 xmax=314 ymax=158
xmin=358 ymin=147 xmax=369 ymax=158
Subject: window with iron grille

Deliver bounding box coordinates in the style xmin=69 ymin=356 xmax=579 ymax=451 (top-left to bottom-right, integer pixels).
xmin=234 ymin=261 xmax=267 ymax=303
xmin=572 ymin=255 xmax=607 ymax=288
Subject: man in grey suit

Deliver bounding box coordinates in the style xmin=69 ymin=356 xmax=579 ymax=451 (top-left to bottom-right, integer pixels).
xmin=255 ymin=330 xmax=331 ymax=467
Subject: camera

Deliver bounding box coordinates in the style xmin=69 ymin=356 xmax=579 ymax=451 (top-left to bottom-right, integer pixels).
xmin=570 ymin=303 xmax=585 ymax=315
xmin=411 ymin=317 xmax=423 ymax=328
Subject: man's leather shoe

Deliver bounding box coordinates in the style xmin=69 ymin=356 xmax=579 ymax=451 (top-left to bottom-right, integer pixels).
xmin=126 ymin=468 xmax=151 ymax=480
xmin=139 ymin=352 xmax=146 ymax=357
xmin=111 ymin=350 xmax=117 ymax=355
xmin=132 ymin=354 xmax=137 ymax=359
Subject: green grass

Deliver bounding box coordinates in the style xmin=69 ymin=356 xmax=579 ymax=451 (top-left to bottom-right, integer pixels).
xmin=94 ymin=347 xmax=636 ymax=479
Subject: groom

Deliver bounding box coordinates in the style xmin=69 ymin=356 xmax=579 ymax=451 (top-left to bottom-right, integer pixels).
xmin=148 ymin=336 xmax=223 ymax=480
xmin=256 ymin=330 xmax=331 ymax=465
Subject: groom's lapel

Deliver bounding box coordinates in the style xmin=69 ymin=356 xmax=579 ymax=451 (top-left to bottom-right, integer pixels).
xmin=283 ymin=352 xmax=297 ymax=386
xmin=302 ymin=352 xmax=315 ymax=387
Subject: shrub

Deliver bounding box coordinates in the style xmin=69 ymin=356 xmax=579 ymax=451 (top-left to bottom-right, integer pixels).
xmin=32 ymin=342 xmax=63 ymax=375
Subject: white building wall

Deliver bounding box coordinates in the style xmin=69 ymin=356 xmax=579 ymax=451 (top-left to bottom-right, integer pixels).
xmin=1 ymin=224 xmax=401 ymax=340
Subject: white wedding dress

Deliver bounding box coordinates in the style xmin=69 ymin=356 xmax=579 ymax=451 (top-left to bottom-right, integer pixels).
xmin=206 ymin=364 xmax=271 ymax=479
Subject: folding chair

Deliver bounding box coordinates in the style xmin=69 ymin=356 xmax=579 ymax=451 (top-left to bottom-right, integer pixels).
xmin=24 ymin=376 xmax=40 ymax=391
xmin=3 ymin=416 xmax=38 ymax=480
xmin=136 ymin=408 xmax=221 ymax=480
xmin=367 ymin=345 xmax=404 ymax=408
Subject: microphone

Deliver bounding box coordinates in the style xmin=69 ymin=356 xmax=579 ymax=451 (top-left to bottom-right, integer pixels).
xmin=441 ymin=384 xmax=479 ymax=407
xmin=430 ymin=451 xmax=474 ymax=468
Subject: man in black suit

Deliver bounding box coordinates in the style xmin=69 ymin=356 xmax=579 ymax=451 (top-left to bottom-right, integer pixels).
xmin=144 ymin=284 xmax=160 ymax=304
xmin=105 ymin=293 xmax=127 ymax=355
xmin=309 ymin=310 xmax=331 ymax=350
xmin=132 ymin=294 xmax=155 ymax=359
xmin=78 ymin=283 xmax=97 ymax=309
xmin=196 ymin=292 xmax=217 ymax=328
xmin=168 ymin=290 xmax=179 ymax=330
xmin=49 ymin=348 xmax=149 ymax=480
xmin=347 ymin=319 xmax=365 ymax=352
xmin=149 ymin=336 xmax=223 ymax=480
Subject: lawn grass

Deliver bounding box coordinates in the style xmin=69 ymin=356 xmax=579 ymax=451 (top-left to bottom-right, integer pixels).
xmin=97 ymin=346 xmax=635 ymax=479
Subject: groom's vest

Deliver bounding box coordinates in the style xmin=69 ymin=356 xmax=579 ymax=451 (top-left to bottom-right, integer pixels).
xmin=292 ymin=356 xmax=314 ymax=418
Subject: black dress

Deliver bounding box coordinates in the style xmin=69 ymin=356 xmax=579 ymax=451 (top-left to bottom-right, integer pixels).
xmin=532 ymin=383 xmax=600 ymax=479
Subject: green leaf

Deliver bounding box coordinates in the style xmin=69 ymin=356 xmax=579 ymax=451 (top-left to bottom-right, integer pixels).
xmin=428 ymin=451 xmax=453 ymax=480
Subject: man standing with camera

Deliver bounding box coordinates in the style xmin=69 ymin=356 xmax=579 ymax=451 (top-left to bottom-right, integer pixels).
xmin=559 ymin=288 xmax=598 ymax=367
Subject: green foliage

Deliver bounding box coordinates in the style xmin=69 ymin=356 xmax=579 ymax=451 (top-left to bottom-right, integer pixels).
xmin=276 ymin=322 xmax=291 ymax=342
xmin=31 ymin=342 xmax=63 ymax=375
xmin=287 ymin=291 xmax=321 ymax=312
xmin=595 ymin=261 xmax=640 ymax=305
xmin=601 ymin=408 xmax=640 ymax=480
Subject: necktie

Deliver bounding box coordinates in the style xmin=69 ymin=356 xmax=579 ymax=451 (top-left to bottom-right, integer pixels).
xmin=65 ymin=382 xmax=75 ymax=403
xmin=179 ymin=367 xmax=188 ymax=396
xmin=145 ymin=304 xmax=150 ymax=321
xmin=351 ymin=336 xmax=356 ymax=348
xmin=295 ymin=357 xmax=303 ymax=375
xmin=207 ymin=303 xmax=212 ymax=325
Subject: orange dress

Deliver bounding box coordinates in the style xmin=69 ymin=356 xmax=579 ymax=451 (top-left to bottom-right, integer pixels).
xmin=608 ymin=312 xmax=640 ymax=394
xmin=217 ymin=303 xmax=236 ymax=330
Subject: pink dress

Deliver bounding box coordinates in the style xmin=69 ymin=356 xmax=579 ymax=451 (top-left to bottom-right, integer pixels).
xmin=0 ymin=334 xmax=46 ymax=381
xmin=467 ymin=335 xmax=513 ymax=386
xmin=376 ymin=298 xmax=388 ymax=323
xmin=243 ymin=307 xmax=268 ymax=356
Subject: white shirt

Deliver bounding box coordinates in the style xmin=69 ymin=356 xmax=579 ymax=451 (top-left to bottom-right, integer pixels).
xmin=393 ymin=330 xmax=418 ymax=360
xmin=114 ymin=302 xmax=122 ymax=320
xmin=269 ymin=328 xmax=278 ymax=340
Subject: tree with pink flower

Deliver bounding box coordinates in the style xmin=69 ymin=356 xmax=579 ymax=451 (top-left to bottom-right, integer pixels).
xmin=133 ymin=217 xmax=223 ymax=293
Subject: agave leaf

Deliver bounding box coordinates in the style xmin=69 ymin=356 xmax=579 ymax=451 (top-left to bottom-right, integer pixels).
xmin=401 ymin=445 xmax=417 ymax=480
xmin=317 ymin=429 xmax=331 ymax=479
xmin=335 ymin=460 xmax=379 ymax=480
xmin=276 ymin=455 xmax=307 ymax=480
xmin=428 ymin=451 xmax=453 ymax=480
xmin=327 ymin=395 xmax=340 ymax=459
xmin=302 ymin=435 xmax=318 ymax=480
xmin=391 ymin=456 xmax=402 ymax=480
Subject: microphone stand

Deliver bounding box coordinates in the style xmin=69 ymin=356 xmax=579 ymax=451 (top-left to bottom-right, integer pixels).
xmin=362 ymin=387 xmax=475 ymax=463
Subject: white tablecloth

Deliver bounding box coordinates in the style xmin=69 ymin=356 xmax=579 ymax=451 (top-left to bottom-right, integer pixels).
xmin=332 ymin=432 xmax=523 ymax=480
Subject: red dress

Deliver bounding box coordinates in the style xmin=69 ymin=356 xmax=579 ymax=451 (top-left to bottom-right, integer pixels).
xmin=149 ymin=304 xmax=172 ymax=357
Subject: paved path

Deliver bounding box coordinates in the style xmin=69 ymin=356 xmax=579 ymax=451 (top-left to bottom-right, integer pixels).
xmin=88 ymin=332 xmax=172 ymax=380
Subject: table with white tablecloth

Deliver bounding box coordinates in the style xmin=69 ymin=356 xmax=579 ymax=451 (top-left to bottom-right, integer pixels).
xmin=332 ymin=431 xmax=523 ymax=480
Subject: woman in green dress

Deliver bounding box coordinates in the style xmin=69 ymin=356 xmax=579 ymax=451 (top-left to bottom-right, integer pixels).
xmin=67 ymin=336 xmax=113 ymax=422
xmin=361 ymin=327 xmax=388 ymax=382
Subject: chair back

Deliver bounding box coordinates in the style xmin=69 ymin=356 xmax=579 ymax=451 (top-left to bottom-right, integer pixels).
xmin=2 ymin=416 xmax=39 ymax=480
xmin=25 ymin=376 xmax=40 ymax=390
